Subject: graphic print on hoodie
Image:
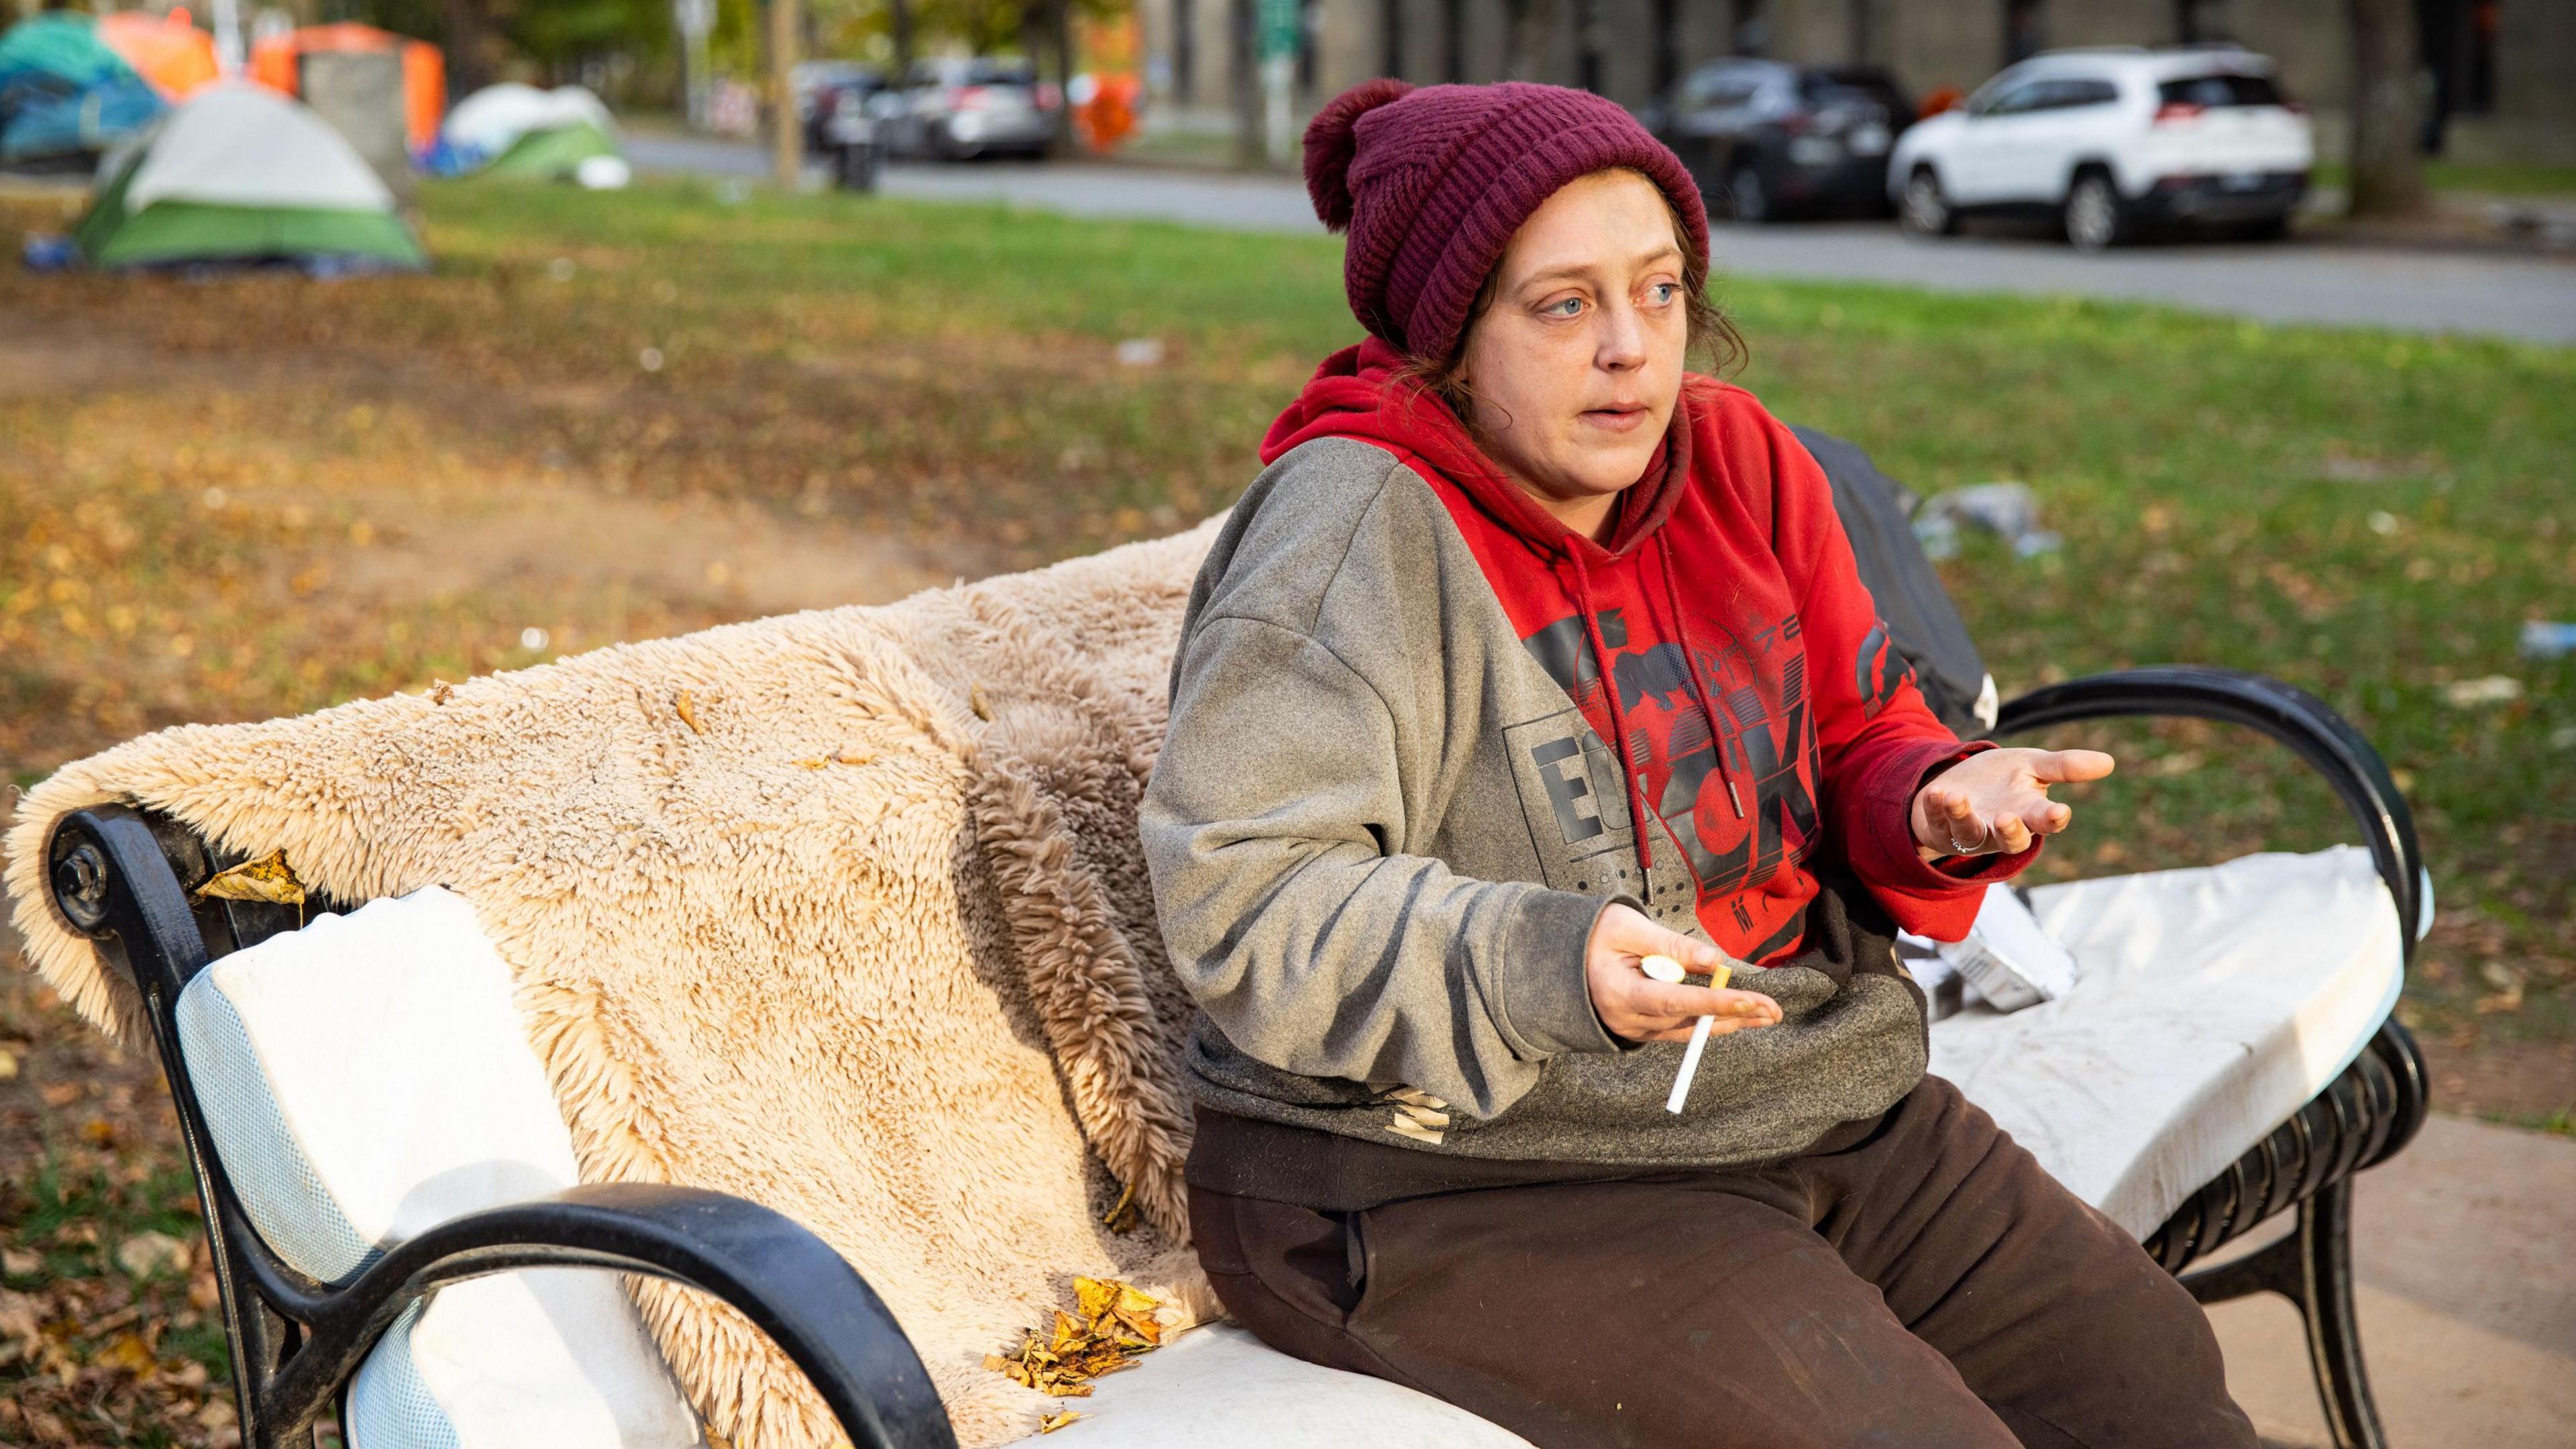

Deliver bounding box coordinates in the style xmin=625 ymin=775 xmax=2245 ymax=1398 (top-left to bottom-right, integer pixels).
xmin=1260 ymin=337 xmax=2031 ymax=959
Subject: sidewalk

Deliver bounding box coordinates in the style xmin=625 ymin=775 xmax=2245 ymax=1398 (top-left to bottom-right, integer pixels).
xmin=2206 ymin=1112 xmax=2576 ymax=1448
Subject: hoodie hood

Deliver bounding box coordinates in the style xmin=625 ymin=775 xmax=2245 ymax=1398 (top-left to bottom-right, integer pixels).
xmin=1260 ymin=335 xmax=1695 ymax=564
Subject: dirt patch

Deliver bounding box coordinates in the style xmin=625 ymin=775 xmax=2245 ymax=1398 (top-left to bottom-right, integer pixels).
xmin=329 ymin=478 xmax=957 ymax=619
xmin=2425 ymin=1036 xmax=2576 ymax=1126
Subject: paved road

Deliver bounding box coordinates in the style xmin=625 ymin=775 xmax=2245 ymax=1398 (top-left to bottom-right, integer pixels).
xmin=627 ymin=135 xmax=2576 ymax=345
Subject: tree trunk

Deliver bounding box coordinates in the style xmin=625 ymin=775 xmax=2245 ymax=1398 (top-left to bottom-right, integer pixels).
xmin=889 ymin=0 xmax=916 ymax=75
xmin=441 ymin=0 xmax=496 ymax=97
xmin=1504 ymin=0 xmax=1558 ymax=82
xmin=1233 ymin=0 xmax=1264 ymax=166
xmin=2346 ymin=0 xmax=2427 ymax=217
xmin=769 ymin=0 xmax=803 ymax=189
xmin=1050 ymin=0 xmax=1076 ymax=156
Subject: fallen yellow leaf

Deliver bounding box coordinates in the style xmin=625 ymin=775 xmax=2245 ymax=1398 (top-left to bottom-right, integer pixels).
xmin=1038 ymin=1409 xmax=1083 ymax=1434
xmin=1100 ymin=1181 xmax=1139 ymax=1234
xmin=676 ymin=689 xmax=704 ymax=735
xmin=196 ymin=849 xmax=305 ymax=908
xmin=990 ymin=1279 xmax=1166 ymax=1401
xmin=93 ymin=1331 xmax=155 ymax=1375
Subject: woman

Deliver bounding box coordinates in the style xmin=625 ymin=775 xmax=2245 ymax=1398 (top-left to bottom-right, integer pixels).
xmin=1140 ymin=79 xmax=2253 ymax=1449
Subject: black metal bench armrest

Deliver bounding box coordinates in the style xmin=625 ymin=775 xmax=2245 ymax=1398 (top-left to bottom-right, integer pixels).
xmin=42 ymin=804 xmax=955 ymax=1449
xmin=1992 ymin=664 xmax=2428 ymax=963
xmin=1992 ymin=667 xmax=2433 ymax=1279
xmin=263 ymin=1183 xmax=957 ymax=1449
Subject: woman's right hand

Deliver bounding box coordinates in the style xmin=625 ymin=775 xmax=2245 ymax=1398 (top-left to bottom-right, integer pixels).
xmin=1585 ymin=903 xmax=1781 ymax=1044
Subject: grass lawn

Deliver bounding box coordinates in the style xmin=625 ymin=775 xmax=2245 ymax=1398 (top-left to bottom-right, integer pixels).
xmin=2314 ymin=158 xmax=2576 ymax=199
xmin=1 ymin=176 xmax=2569 ymax=1443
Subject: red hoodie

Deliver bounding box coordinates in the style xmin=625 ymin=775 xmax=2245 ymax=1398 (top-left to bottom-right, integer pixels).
xmin=1261 ymin=338 xmax=2033 ymax=956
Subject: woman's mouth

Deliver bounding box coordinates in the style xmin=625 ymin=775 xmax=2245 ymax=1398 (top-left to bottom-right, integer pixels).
xmin=1580 ymin=405 xmax=1651 ymax=433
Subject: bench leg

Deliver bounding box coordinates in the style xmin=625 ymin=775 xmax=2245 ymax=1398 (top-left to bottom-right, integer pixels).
xmin=2180 ymin=1177 xmax=2387 ymax=1449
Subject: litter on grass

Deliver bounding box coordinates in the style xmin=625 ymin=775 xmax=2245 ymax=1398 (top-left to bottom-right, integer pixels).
xmin=2441 ymin=676 xmax=2524 ymax=708
xmin=1913 ymin=483 xmax=2061 ymax=560
xmin=2519 ymin=621 xmax=2576 ymax=660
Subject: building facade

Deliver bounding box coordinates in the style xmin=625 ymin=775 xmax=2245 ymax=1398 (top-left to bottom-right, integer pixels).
xmin=1137 ymin=0 xmax=2571 ymax=165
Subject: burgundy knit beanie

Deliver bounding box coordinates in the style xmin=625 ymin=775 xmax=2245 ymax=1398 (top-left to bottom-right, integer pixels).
xmin=1304 ymin=78 xmax=1711 ymax=363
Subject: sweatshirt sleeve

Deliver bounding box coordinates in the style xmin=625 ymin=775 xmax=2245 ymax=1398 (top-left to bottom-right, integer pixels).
xmin=1140 ymin=611 xmax=1625 ymax=1121
xmin=1760 ymin=415 xmax=2038 ymax=942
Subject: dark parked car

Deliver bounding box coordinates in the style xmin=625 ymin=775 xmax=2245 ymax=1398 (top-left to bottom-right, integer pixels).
xmin=1650 ymin=60 xmax=1917 ymax=222
xmin=806 ymin=71 xmax=889 ymax=190
xmin=793 ymin=60 xmax=884 ymax=152
xmin=883 ymin=56 xmax=1061 ymax=161
xmin=808 ymin=75 xmax=891 ymax=189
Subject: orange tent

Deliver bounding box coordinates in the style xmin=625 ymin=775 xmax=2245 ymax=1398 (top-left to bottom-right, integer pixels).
xmin=97 ymin=10 xmax=219 ymax=99
xmin=249 ymin=23 xmax=444 ymax=154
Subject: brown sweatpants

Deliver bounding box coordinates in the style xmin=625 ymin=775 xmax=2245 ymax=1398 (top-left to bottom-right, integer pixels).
xmin=1189 ymin=1076 xmax=2258 ymax=1449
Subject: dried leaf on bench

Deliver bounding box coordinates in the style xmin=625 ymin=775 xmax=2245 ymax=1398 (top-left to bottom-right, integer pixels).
xmin=1038 ymin=1409 xmax=1084 ymax=1434
xmin=989 ymin=1278 xmax=1166 ymax=1401
xmin=1076 ymin=1275 xmax=1166 ymax=1346
xmin=195 ymin=849 xmax=305 ymax=908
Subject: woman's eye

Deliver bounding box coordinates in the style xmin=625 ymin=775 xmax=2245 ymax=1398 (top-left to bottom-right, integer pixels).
xmin=1648 ymin=282 xmax=1679 ymax=305
xmin=1546 ymin=297 xmax=1585 ymax=317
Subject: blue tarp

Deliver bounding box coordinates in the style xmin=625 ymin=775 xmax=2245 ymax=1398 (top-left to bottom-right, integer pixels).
xmin=0 ymin=13 xmax=165 ymax=163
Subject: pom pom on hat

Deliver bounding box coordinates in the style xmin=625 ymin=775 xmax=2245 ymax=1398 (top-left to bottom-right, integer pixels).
xmin=1303 ymin=77 xmax=1413 ymax=232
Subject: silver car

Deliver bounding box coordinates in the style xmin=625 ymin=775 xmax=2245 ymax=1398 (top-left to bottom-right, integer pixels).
xmin=885 ymin=58 xmax=1060 ymax=161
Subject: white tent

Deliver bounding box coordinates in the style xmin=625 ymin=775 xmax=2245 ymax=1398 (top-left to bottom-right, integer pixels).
xmin=439 ymin=82 xmax=615 ymax=160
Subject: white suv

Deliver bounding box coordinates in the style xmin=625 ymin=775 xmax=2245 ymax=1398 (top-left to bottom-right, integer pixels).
xmin=1888 ymin=47 xmax=2312 ymax=250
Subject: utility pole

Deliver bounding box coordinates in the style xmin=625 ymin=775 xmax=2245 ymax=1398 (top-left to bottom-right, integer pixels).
xmin=676 ymin=0 xmax=714 ymax=128
xmin=769 ymin=0 xmax=803 ymax=189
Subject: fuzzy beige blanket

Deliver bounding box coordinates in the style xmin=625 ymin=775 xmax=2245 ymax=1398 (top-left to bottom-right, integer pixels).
xmin=3 ymin=522 xmax=1227 ymax=1449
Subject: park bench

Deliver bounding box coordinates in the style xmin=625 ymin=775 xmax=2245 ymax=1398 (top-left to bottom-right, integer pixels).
xmin=17 ymin=429 xmax=2427 ymax=1449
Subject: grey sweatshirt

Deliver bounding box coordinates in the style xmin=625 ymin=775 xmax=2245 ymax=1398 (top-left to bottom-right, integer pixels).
xmin=1140 ymin=438 xmax=1932 ymax=1180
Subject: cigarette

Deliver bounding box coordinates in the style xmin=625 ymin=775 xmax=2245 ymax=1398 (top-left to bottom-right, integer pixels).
xmin=1664 ymin=960 xmax=1733 ymax=1116
xmin=1666 ymin=1016 xmax=1715 ymax=1114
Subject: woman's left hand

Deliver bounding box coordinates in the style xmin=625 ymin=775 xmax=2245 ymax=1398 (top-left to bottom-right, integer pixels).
xmin=1911 ymin=747 xmax=2116 ymax=859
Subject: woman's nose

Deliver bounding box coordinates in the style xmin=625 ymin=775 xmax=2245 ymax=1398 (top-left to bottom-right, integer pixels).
xmin=1596 ymin=303 xmax=1648 ymax=372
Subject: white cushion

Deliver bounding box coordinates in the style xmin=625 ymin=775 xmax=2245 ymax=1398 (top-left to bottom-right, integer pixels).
xmin=1057 ymin=1323 xmax=1534 ymax=1447
xmin=174 ymin=854 xmax=2400 ymax=1449
xmin=176 ymin=888 xmax=704 ymax=1449
xmin=1931 ymin=845 xmax=2404 ymax=1239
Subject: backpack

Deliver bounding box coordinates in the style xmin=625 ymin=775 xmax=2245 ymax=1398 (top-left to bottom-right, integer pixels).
xmin=1791 ymin=425 xmax=1998 ymax=738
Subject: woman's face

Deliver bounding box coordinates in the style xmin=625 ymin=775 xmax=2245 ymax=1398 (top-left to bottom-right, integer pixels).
xmin=1453 ymin=169 xmax=1693 ymax=533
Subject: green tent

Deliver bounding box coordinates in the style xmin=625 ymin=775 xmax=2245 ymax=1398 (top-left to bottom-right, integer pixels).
xmin=438 ymin=83 xmax=629 ymax=187
xmin=74 ymin=80 xmax=423 ymax=270
xmin=480 ymin=117 xmax=623 ymax=182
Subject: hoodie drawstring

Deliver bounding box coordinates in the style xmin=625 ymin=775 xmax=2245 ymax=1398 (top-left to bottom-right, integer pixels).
xmin=1564 ymin=547 xmax=1656 ymax=870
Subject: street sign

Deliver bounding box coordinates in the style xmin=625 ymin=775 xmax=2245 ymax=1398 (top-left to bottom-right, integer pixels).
xmin=1257 ymin=0 xmax=1299 ymax=63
